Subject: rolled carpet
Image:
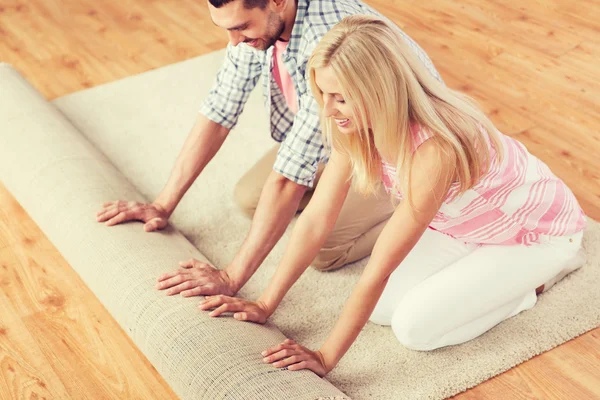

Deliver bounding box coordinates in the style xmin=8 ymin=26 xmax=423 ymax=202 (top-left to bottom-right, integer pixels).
xmin=0 ymin=63 xmax=350 ymax=400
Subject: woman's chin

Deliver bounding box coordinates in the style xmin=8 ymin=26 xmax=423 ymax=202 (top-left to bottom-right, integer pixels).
xmin=337 ymin=124 xmax=355 ymax=134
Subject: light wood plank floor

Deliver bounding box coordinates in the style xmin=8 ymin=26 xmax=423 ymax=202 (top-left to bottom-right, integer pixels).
xmin=0 ymin=0 xmax=599 ymax=398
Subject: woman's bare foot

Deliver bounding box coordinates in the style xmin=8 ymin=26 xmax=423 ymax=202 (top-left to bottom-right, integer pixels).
xmin=536 ymin=284 xmax=545 ymax=295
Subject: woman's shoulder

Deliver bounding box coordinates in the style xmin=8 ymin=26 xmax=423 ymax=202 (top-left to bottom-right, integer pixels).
xmin=410 ymin=121 xmax=435 ymax=151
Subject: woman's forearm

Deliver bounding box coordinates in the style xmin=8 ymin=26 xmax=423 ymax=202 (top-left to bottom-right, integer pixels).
xmin=316 ymin=198 xmax=435 ymax=371
xmin=258 ymin=212 xmax=336 ymax=315
xmin=318 ymin=277 xmax=387 ymax=369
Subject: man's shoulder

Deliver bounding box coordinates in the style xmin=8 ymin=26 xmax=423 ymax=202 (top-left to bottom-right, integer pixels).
xmin=296 ymin=0 xmax=380 ymax=58
xmin=302 ymin=0 xmax=381 ymax=38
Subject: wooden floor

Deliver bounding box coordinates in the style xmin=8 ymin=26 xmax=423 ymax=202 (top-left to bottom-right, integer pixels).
xmin=0 ymin=0 xmax=599 ymax=398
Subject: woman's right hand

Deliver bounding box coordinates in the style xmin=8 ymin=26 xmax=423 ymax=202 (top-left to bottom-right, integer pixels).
xmin=198 ymin=295 xmax=272 ymax=324
xmin=96 ymin=200 xmax=170 ymax=232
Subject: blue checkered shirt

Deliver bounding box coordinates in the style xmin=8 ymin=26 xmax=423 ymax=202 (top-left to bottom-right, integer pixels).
xmin=200 ymin=0 xmax=442 ymax=187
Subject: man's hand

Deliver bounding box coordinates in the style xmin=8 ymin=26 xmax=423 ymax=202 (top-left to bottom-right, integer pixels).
xmin=198 ymin=295 xmax=271 ymax=324
xmin=96 ymin=201 xmax=169 ymax=232
xmin=156 ymin=259 xmax=237 ymax=297
xmin=262 ymin=339 xmax=332 ymax=377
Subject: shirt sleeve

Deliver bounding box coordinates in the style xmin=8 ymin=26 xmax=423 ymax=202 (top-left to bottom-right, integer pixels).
xmin=199 ymin=43 xmax=263 ymax=129
xmin=272 ymin=88 xmax=325 ymax=188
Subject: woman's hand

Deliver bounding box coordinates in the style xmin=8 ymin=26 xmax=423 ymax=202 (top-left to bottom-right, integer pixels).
xmin=198 ymin=295 xmax=271 ymax=324
xmin=262 ymin=339 xmax=332 ymax=377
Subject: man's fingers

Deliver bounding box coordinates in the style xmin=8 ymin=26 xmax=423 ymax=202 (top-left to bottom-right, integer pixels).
xmin=179 ymin=259 xmax=195 ymax=268
xmin=105 ymin=211 xmax=135 ymax=226
xmin=179 ymin=259 xmax=214 ymax=270
xmin=155 ymin=273 xmax=190 ymax=289
xmin=96 ymin=207 xmax=119 ymax=222
xmin=180 ymin=287 xmax=205 ymax=297
xmin=156 ymin=269 xmax=179 ymax=283
xmin=165 ymin=281 xmax=195 ymax=296
xmin=144 ymin=217 xmax=163 ymax=232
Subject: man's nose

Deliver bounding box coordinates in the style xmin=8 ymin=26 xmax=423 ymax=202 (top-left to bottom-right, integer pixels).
xmin=228 ymin=31 xmax=245 ymax=46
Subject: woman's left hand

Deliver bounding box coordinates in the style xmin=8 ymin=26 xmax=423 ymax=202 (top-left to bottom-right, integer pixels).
xmin=199 ymin=295 xmax=271 ymax=324
xmin=262 ymin=339 xmax=332 ymax=377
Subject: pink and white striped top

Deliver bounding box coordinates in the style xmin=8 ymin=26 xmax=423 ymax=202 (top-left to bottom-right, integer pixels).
xmin=381 ymin=123 xmax=586 ymax=246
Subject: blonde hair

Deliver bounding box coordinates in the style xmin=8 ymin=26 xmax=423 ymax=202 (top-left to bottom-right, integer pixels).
xmin=308 ymin=15 xmax=503 ymax=208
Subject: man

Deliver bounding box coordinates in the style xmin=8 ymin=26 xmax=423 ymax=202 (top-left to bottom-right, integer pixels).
xmin=96 ymin=0 xmax=442 ymax=297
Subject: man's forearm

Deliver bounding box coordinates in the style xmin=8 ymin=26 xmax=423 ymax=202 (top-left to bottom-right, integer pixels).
xmin=155 ymin=113 xmax=229 ymax=215
xmin=226 ymin=172 xmax=308 ymax=292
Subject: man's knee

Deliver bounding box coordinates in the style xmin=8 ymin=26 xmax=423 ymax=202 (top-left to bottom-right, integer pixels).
xmin=311 ymin=247 xmax=349 ymax=272
xmin=233 ymin=180 xmax=259 ymax=218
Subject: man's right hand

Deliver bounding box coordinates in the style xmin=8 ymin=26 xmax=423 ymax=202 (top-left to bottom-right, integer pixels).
xmin=156 ymin=259 xmax=237 ymax=297
xmin=96 ymin=200 xmax=169 ymax=232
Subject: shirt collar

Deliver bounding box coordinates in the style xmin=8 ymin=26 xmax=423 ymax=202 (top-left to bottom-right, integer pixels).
xmin=283 ymin=0 xmax=308 ymax=58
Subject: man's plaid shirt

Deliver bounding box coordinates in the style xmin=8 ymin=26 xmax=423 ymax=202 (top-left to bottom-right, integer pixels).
xmin=200 ymin=0 xmax=442 ymax=187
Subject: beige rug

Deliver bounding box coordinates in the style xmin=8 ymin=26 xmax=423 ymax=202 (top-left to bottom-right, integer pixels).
xmin=2 ymin=49 xmax=599 ymax=399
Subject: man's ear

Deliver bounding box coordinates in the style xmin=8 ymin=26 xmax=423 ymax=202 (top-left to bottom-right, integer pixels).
xmin=268 ymin=0 xmax=288 ymax=13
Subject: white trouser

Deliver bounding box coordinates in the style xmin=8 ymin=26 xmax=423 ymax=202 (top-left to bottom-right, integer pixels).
xmin=369 ymin=227 xmax=585 ymax=351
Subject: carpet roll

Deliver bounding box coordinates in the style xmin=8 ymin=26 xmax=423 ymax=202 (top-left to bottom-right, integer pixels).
xmin=0 ymin=63 xmax=350 ymax=400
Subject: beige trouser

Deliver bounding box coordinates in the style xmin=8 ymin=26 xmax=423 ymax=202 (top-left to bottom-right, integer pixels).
xmin=233 ymin=145 xmax=395 ymax=271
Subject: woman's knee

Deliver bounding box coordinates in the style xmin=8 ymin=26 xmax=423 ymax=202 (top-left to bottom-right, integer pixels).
xmin=391 ymin=295 xmax=442 ymax=351
xmin=368 ymin=303 xmax=394 ymax=326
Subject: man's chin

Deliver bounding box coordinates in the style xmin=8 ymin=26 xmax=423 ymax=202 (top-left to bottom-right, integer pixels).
xmin=244 ymin=39 xmax=268 ymax=51
xmin=261 ymin=38 xmax=279 ymax=50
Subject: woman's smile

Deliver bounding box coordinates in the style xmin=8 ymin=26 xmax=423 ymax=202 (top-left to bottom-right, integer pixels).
xmin=334 ymin=117 xmax=350 ymax=128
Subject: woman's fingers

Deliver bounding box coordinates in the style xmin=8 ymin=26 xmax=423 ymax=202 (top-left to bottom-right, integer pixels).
xmin=265 ymin=347 xmax=297 ymax=363
xmin=198 ymin=295 xmax=235 ymax=311
xmin=207 ymin=300 xmax=247 ymax=317
xmin=272 ymin=354 xmax=305 ymax=368
xmin=262 ymin=343 xmax=295 ymax=359
xmin=233 ymin=310 xmax=265 ymax=323
xmin=233 ymin=312 xmax=248 ymax=320
xmin=207 ymin=303 xmax=233 ymax=317
xmin=287 ymin=360 xmax=308 ymax=371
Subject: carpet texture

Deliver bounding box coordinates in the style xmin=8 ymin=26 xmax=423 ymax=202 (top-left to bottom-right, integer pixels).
xmin=1 ymin=50 xmax=599 ymax=399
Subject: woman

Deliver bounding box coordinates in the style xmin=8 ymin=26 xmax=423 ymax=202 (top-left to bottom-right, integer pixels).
xmin=199 ymin=15 xmax=587 ymax=377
